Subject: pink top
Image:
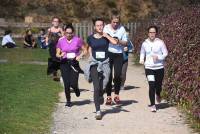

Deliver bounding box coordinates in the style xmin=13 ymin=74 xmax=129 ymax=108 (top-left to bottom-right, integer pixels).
xmin=56 ymin=36 xmax=84 ymax=59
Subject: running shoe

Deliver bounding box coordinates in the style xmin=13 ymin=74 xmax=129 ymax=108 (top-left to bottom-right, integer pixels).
xmin=150 ymin=105 xmax=157 ymax=112
xmin=114 ymin=96 xmax=120 ymax=104
xmin=120 ymin=85 xmax=124 ymax=90
xmin=65 ymin=101 xmax=72 ymax=107
xmin=95 ymin=111 xmax=102 ymax=120
xmin=105 ymin=97 xmax=113 ymax=105
xmin=74 ymin=88 xmax=80 ymax=97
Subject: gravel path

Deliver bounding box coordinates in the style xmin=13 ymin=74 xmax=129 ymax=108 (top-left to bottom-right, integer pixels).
xmin=51 ymin=56 xmax=195 ymax=134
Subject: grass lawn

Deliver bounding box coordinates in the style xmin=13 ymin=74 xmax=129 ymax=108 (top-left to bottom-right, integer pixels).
xmin=0 ymin=45 xmax=62 ymax=134
xmin=0 ymin=38 xmax=49 ymax=63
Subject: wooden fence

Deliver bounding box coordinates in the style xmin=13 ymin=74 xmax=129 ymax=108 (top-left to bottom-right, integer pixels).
xmin=0 ymin=22 xmax=141 ymax=40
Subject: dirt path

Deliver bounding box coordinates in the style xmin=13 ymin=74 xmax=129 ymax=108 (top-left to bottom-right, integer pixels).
xmin=51 ymin=56 xmax=195 ymax=134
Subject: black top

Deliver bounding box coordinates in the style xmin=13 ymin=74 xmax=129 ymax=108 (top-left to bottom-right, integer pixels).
xmin=25 ymin=35 xmax=34 ymax=46
xmin=87 ymin=34 xmax=109 ymax=61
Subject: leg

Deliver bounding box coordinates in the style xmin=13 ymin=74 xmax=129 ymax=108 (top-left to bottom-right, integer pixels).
xmin=155 ymin=69 xmax=164 ymax=97
xmin=60 ymin=62 xmax=71 ymax=102
xmin=70 ymin=64 xmax=80 ymax=97
xmin=145 ymin=69 xmax=156 ymax=106
xmin=5 ymin=42 xmax=16 ymax=48
xmin=106 ymin=52 xmax=113 ymax=96
xmin=121 ymin=60 xmax=128 ymax=89
xmin=113 ymin=53 xmax=123 ymax=95
xmin=90 ymin=66 xmax=101 ymax=111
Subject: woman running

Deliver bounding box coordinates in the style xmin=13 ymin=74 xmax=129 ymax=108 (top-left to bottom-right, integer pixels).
xmin=46 ymin=17 xmax=63 ymax=81
xmin=56 ymin=24 xmax=86 ymax=107
xmin=139 ymin=25 xmax=168 ymax=112
xmin=103 ymin=11 xmax=128 ymax=105
xmin=85 ymin=17 xmax=118 ymax=120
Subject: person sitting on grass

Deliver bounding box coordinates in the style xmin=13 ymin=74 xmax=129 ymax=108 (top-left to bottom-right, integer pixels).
xmin=1 ymin=30 xmax=16 ymax=48
xmin=23 ymin=29 xmax=37 ymax=48
xmin=37 ymin=28 xmax=47 ymax=49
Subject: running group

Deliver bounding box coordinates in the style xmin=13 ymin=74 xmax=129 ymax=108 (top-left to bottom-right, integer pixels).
xmin=45 ymin=10 xmax=168 ymax=120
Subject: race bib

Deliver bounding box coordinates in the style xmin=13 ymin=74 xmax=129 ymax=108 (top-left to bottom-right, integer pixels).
xmin=95 ymin=52 xmax=105 ymax=59
xmin=147 ymin=75 xmax=155 ymax=82
xmin=66 ymin=53 xmax=76 ymax=59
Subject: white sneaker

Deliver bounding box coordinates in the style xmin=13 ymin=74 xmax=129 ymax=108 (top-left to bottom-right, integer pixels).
xmin=150 ymin=105 xmax=157 ymax=112
xmin=95 ymin=111 xmax=102 ymax=120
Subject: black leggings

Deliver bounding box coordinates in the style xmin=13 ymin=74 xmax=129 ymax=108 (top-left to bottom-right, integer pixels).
xmin=47 ymin=41 xmax=60 ymax=75
xmin=90 ymin=65 xmax=104 ymax=111
xmin=106 ymin=52 xmax=123 ymax=96
xmin=60 ymin=60 xmax=79 ymax=102
xmin=145 ymin=68 xmax=164 ymax=106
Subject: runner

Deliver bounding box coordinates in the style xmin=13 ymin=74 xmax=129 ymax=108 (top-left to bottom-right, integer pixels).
xmin=120 ymin=27 xmax=134 ymax=90
xmin=139 ymin=25 xmax=168 ymax=112
xmin=46 ymin=17 xmax=63 ymax=81
xmin=85 ymin=17 xmax=118 ymax=120
xmin=56 ymin=24 xmax=86 ymax=107
xmin=103 ymin=10 xmax=128 ymax=105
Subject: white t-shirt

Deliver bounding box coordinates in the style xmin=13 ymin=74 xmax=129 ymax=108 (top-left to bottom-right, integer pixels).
xmin=103 ymin=24 xmax=128 ymax=53
xmin=2 ymin=34 xmax=15 ymax=46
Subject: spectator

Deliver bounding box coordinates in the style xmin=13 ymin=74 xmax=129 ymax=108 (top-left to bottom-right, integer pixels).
xmin=23 ymin=29 xmax=37 ymax=48
xmin=1 ymin=30 xmax=16 ymax=48
xmin=37 ymin=28 xmax=47 ymax=49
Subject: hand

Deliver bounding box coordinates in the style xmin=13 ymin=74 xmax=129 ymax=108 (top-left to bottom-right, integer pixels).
xmin=57 ymin=52 xmax=64 ymax=58
xmin=139 ymin=61 xmax=144 ymax=64
xmin=75 ymin=56 xmax=81 ymax=61
xmin=152 ymin=55 xmax=158 ymax=62
xmin=61 ymin=52 xmax=65 ymax=57
xmin=103 ymin=32 xmax=109 ymax=38
xmin=124 ymin=47 xmax=128 ymax=52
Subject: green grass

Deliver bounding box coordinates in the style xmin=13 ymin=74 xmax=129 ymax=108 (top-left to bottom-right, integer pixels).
xmin=0 ymin=47 xmax=62 ymax=133
xmin=0 ymin=47 xmax=49 ymax=63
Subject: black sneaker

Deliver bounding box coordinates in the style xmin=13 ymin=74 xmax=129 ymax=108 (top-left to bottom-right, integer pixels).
xmin=65 ymin=102 xmax=72 ymax=107
xmin=74 ymin=88 xmax=80 ymax=97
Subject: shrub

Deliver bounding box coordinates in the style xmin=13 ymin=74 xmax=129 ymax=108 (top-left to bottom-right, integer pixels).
xmin=133 ymin=6 xmax=200 ymax=130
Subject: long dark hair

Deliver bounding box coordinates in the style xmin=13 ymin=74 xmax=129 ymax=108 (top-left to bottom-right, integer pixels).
xmin=63 ymin=23 xmax=74 ymax=32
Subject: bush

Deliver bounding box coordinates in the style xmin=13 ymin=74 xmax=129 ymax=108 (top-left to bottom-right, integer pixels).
xmin=133 ymin=6 xmax=200 ymax=130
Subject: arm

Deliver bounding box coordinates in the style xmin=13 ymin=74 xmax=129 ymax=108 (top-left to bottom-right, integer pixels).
xmin=152 ymin=41 xmax=168 ymax=62
xmin=76 ymin=42 xmax=88 ymax=61
xmin=24 ymin=37 xmax=31 ymax=46
xmin=118 ymin=30 xmax=128 ymax=46
xmin=118 ymin=39 xmax=128 ymax=46
xmin=59 ymin=27 xmax=64 ymax=37
xmin=139 ymin=43 xmax=145 ymax=64
xmin=56 ymin=48 xmax=65 ymax=58
xmin=8 ymin=35 xmax=15 ymax=44
xmin=157 ymin=41 xmax=168 ymax=60
xmin=103 ymin=33 xmax=118 ymax=45
xmin=45 ymin=28 xmax=51 ymax=45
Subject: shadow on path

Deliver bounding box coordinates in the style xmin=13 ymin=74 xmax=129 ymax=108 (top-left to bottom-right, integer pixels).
xmin=59 ymin=99 xmax=92 ymax=106
xmin=124 ymin=85 xmax=140 ymax=90
xmin=156 ymin=102 xmax=171 ymax=110
xmin=102 ymin=99 xmax=138 ymax=117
